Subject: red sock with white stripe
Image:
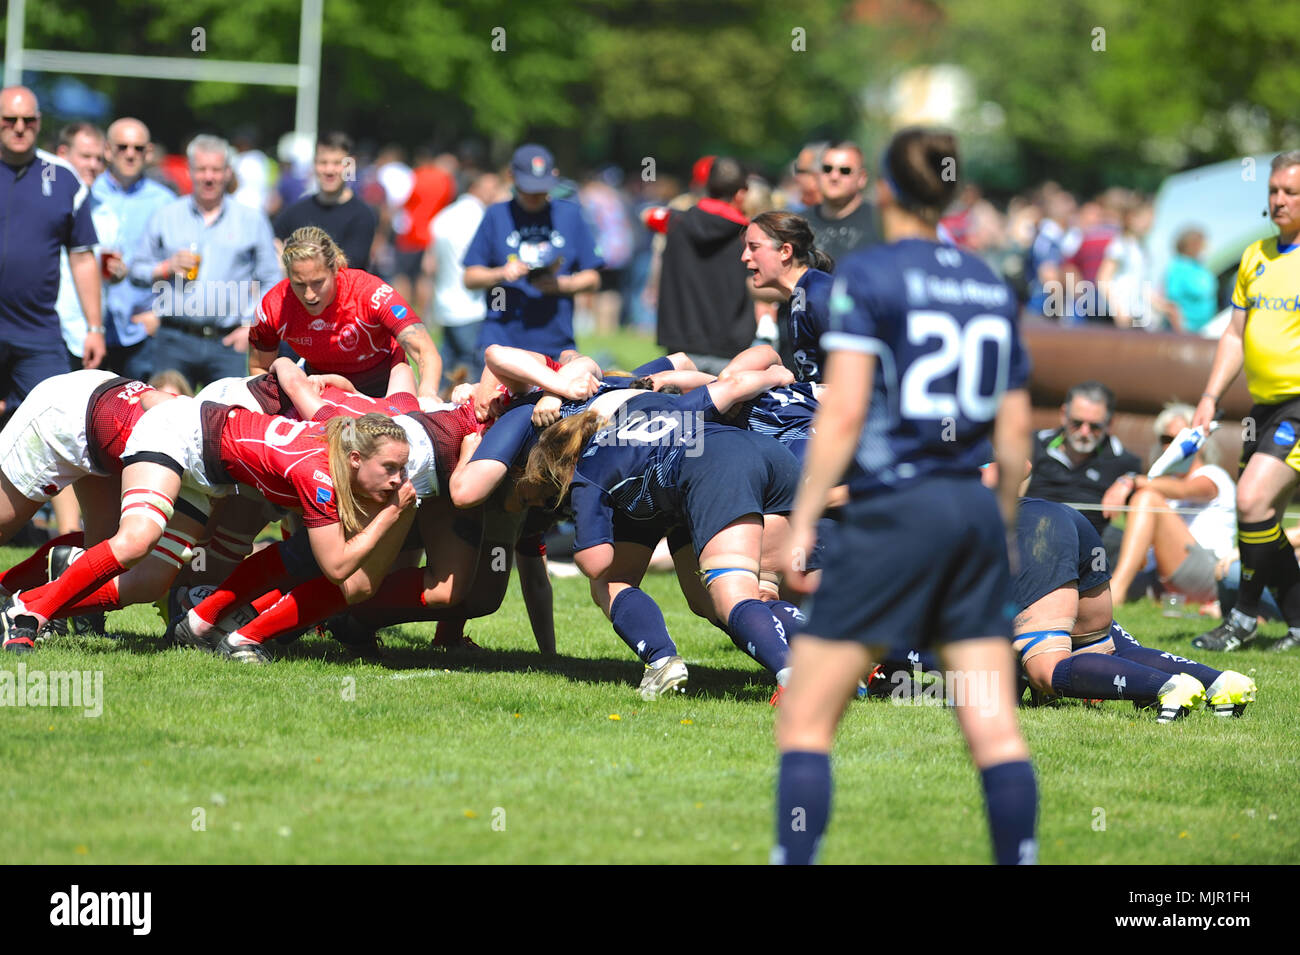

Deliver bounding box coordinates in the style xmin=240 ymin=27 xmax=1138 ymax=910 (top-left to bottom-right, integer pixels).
xmin=16 ymin=541 xmax=127 ymax=624
xmin=191 ymin=545 xmax=291 ymax=628
xmin=0 ymin=532 xmax=84 ymax=595
xmin=229 ymin=576 xmax=346 ymax=645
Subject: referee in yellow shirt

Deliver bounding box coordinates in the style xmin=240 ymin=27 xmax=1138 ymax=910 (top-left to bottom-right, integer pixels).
xmin=1192 ymin=151 xmax=1300 ymax=652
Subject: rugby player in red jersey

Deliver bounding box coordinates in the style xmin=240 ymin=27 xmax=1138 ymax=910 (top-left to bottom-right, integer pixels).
xmin=1 ymin=398 xmax=416 ymax=659
xmin=248 ymin=226 xmax=441 ymax=399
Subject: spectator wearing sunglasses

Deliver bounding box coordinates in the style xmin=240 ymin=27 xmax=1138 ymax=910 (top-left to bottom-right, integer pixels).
xmin=90 ymin=117 xmax=175 ymax=380
xmin=1025 ymin=380 xmax=1141 ymax=568
xmin=0 ymin=86 xmax=104 ymax=423
xmin=1106 ymin=403 xmax=1236 ymax=604
xmin=802 ymin=141 xmax=880 ymax=268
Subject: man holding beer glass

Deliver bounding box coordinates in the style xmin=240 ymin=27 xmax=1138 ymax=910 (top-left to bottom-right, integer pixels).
xmin=132 ymin=134 xmax=281 ymax=385
xmin=91 ymin=117 xmax=175 ymax=380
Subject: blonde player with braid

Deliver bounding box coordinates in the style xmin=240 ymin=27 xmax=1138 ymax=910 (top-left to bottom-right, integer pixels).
xmin=248 ymin=225 xmax=442 ymax=398
xmin=1 ymin=401 xmax=415 ymax=660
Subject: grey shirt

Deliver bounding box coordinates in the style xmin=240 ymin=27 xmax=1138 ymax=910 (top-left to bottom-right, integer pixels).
xmin=132 ymin=195 xmax=281 ymax=330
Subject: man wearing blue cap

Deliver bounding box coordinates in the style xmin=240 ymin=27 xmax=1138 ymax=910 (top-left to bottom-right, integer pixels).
xmin=462 ymin=144 xmax=603 ymax=361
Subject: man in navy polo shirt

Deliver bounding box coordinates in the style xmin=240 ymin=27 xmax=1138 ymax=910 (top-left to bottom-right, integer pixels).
xmin=462 ymin=144 xmax=603 ymax=361
xmin=0 ymin=86 xmax=105 ymax=420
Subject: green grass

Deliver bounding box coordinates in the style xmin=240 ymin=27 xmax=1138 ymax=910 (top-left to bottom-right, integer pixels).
xmin=1 ymin=544 xmax=1297 ymax=864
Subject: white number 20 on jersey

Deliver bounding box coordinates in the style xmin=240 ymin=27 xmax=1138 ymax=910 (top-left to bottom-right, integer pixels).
xmin=900 ymin=310 xmax=1011 ymax=422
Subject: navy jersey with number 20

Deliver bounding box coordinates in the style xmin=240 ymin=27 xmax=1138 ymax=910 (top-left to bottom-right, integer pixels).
xmin=824 ymin=238 xmax=1030 ymax=497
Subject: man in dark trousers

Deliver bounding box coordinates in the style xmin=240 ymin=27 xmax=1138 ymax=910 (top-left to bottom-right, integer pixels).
xmin=646 ymin=157 xmax=752 ymax=375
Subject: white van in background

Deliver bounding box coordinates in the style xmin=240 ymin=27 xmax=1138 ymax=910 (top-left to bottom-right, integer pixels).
xmin=1147 ymin=153 xmax=1279 ymax=337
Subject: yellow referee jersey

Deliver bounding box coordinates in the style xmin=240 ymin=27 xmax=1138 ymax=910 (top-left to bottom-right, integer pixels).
xmin=1236 ymin=237 xmax=1300 ymax=404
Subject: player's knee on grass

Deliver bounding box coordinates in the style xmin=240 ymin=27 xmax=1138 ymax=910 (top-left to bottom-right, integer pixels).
xmin=1021 ymin=647 xmax=1067 ymax=696
xmin=1014 ymin=630 xmax=1071 ymax=695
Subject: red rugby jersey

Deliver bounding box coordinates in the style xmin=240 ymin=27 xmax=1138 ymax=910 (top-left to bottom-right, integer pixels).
xmin=217 ymin=409 xmax=339 ymax=528
xmin=311 ymin=385 xmax=420 ymax=421
xmin=250 ymin=268 xmax=420 ymax=377
xmin=87 ymin=377 xmax=158 ymax=473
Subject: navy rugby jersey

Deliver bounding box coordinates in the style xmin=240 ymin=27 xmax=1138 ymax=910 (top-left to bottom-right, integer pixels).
xmin=824 ymin=238 xmax=1029 ymax=497
xmin=569 ymin=388 xmax=723 ymax=550
xmin=784 ymin=267 xmax=834 ymax=383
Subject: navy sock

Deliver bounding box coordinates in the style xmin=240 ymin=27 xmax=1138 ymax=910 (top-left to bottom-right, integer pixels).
xmin=727 ymin=598 xmax=791 ymax=674
xmin=980 ymin=760 xmax=1038 ymax=865
xmin=774 ymin=751 xmax=831 ymax=865
xmin=609 ymin=587 xmax=677 ymax=665
xmin=768 ymin=600 xmax=805 ymax=639
xmin=1050 ymin=654 xmax=1168 ymax=703
xmin=1109 ymin=621 xmax=1221 ymax=687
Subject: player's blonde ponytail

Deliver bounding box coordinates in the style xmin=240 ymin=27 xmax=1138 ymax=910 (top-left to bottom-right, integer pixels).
xmin=324 ymin=413 xmax=409 ymax=536
xmin=282 ymin=225 xmax=349 ymax=275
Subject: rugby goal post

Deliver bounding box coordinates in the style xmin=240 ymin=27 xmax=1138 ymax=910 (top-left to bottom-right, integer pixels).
xmin=3 ymin=0 xmax=322 ymax=148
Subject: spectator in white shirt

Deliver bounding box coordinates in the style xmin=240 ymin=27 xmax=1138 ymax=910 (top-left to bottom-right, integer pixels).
xmin=426 ymin=170 xmax=506 ymax=390
xmin=1108 ymin=403 xmax=1236 ymax=604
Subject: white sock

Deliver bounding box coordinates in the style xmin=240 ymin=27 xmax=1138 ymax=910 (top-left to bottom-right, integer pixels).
xmin=1229 ymin=608 xmax=1258 ymax=631
xmin=226 ymin=631 xmax=257 ymax=646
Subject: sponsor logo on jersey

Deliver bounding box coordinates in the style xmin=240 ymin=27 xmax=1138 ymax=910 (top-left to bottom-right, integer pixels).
xmin=338 ymin=325 xmax=359 ymax=351
xmin=316 ymin=486 xmax=333 ymax=505
xmin=369 ymin=284 xmax=394 ymax=308
xmin=313 ymin=469 xmax=334 ymax=486
xmin=1245 ymin=292 xmax=1300 ymax=311
xmin=1255 ymin=262 xmax=1266 ymax=277
xmin=391 ymin=304 xmax=408 ymax=320
xmin=286 ymin=334 xmax=313 ymax=346
xmin=309 ymin=318 xmax=329 ymax=331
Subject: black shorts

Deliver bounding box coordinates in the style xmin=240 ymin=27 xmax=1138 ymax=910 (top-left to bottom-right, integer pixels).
xmin=803 ymin=476 xmax=1014 ymax=652
xmin=677 ymin=430 xmax=799 ymax=556
xmin=1012 ymin=498 xmax=1110 ymax=612
xmin=1240 ymin=397 xmax=1300 ymax=476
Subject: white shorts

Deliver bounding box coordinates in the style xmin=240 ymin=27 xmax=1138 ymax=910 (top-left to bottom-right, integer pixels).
xmin=121 ymin=397 xmax=236 ymax=506
xmin=0 ymin=369 xmax=118 ymax=502
xmin=393 ymin=414 xmax=438 ymax=499
xmin=194 ymin=376 xmax=265 ymax=413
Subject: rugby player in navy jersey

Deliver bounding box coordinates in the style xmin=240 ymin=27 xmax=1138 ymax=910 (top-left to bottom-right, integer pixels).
xmin=507 ymin=367 xmax=808 ymax=697
xmin=993 ymin=476 xmax=1257 ymax=720
xmin=742 ymin=211 xmax=835 ymax=383
xmin=775 ymin=128 xmax=1037 ymax=865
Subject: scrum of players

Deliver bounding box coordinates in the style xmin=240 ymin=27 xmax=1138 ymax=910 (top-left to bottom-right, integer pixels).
xmin=0 ymin=133 xmax=1256 ymax=731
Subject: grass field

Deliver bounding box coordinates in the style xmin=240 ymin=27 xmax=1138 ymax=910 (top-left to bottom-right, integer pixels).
xmin=1 ymin=543 xmax=1297 ymax=865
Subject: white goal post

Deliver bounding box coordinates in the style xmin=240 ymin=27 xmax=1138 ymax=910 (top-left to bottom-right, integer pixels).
xmin=3 ymin=0 xmax=322 ymax=148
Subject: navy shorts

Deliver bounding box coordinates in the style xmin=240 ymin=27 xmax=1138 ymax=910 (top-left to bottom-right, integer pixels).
xmin=803 ymin=476 xmax=1014 ymax=652
xmin=0 ymin=339 xmax=75 ymax=416
xmin=613 ymin=510 xmax=672 ymax=549
xmin=279 ymin=529 xmax=323 ymax=580
xmin=677 ymin=430 xmax=799 ymax=556
xmin=1012 ymin=498 xmax=1110 ymax=612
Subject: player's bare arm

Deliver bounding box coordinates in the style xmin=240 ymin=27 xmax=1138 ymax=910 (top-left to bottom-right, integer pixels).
xmin=396 ymin=324 xmax=442 ymax=399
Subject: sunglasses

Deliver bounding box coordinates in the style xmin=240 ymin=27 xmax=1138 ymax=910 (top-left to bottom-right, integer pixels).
xmin=1 ymin=115 xmax=39 ymax=127
xmin=112 ymin=143 xmax=146 ymax=153
xmin=822 ymin=164 xmax=857 ymax=176
xmin=1067 ymin=418 xmax=1107 ymax=432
